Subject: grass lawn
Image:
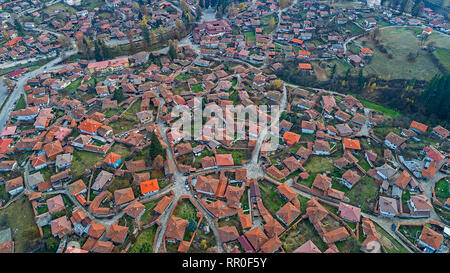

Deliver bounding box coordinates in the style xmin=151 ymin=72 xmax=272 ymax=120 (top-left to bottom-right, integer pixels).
xmin=191 ymin=83 xmax=204 ymax=93
xmin=63 ymin=79 xmax=81 ymax=94
xmin=258 ymin=180 xmax=286 ymax=216
xmin=344 ymin=21 xmax=364 ymax=36
xmin=128 ymin=225 xmax=157 ymax=253
xmin=373 ymin=126 xmax=402 ymax=139
xmin=358 ymin=159 xmax=371 ymax=171
xmin=109 ymin=118 xmax=137 ymax=134
xmin=281 ymin=220 xmax=329 ymax=253
xmin=399 ymin=224 xmax=424 ymax=245
xmin=435 ymin=178 xmax=449 ymax=204
xmin=303 ymin=156 xmax=335 ymax=174
xmin=0 ymin=197 xmax=40 ymax=252
xmin=433 ymin=47 xmax=450 ymax=71
xmin=356 ymin=27 xmax=450 ymax=80
xmin=244 ymin=31 xmax=256 ymax=42
xmin=360 ymin=99 xmax=402 ymax=117
xmin=345 ymin=175 xmax=378 ymax=213
xmin=43 ymin=2 xmax=76 ymax=15
xmin=71 ymin=150 xmax=104 ymax=179
xmin=121 ymin=99 xmax=141 ymax=122
xmin=335 ymin=237 xmax=363 ymax=253
xmin=14 ymin=94 xmax=26 ymax=111
xmin=173 ymin=199 xmax=198 ymax=222
xmin=110 ymin=143 xmax=132 ymax=160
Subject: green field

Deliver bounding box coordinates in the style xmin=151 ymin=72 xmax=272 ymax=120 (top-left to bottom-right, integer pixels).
xmin=359 ymin=99 xmax=402 ymax=117
xmin=128 ymin=225 xmax=157 ymax=253
xmin=0 ymin=198 xmax=41 ymax=252
xmin=244 ymin=31 xmax=256 ymax=42
xmin=357 ymin=27 xmax=450 ymax=80
xmin=345 ymin=176 xmax=379 ymax=213
xmin=433 ymin=48 xmax=450 ymax=71
xmin=71 ymin=150 xmax=104 ymax=178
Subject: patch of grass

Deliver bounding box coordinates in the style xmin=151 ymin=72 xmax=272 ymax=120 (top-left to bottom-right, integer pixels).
xmin=14 ymin=94 xmax=26 ymax=111
xmin=71 ymin=150 xmax=104 ymax=179
xmin=128 ymin=225 xmax=157 ymax=253
xmin=360 ymin=99 xmax=402 ymax=117
xmin=435 ymin=178 xmax=449 ymax=204
xmin=281 ymin=220 xmax=328 ymax=253
xmin=173 ymin=199 xmax=198 ymax=222
xmin=258 ymin=181 xmax=286 ymax=216
xmin=345 ymin=175 xmax=378 ymax=213
xmin=0 ymin=197 xmax=40 ymax=252
xmin=191 ymin=83 xmax=203 ymax=93
xmin=244 ymin=31 xmax=256 ymax=42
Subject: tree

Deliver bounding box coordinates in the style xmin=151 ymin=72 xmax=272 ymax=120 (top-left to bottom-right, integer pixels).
xmin=168 ymin=41 xmax=177 ymax=60
xmin=148 ymin=133 xmax=164 ymax=160
xmin=113 ymin=89 xmax=125 ymax=103
xmin=421 ymin=73 xmax=450 ymax=121
xmin=268 ymin=17 xmax=276 ymax=32
xmin=14 ymin=19 xmax=24 ymax=36
xmin=411 ymin=1 xmax=424 ymax=16
xmin=188 ymin=219 xmax=197 ymax=232
xmin=138 ymin=242 xmax=152 ymax=253
xmin=357 ymin=69 xmax=365 ymax=91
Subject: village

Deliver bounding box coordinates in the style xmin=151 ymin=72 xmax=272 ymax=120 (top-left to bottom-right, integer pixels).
xmin=0 ymin=0 xmax=448 ymax=255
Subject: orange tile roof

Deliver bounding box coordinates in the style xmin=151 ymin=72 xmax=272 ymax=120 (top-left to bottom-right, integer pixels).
xmin=298 ymin=63 xmax=312 ymax=70
xmin=140 ymin=179 xmax=160 ymax=195
xmin=410 ymin=120 xmax=428 ymax=133
xmin=360 ymin=48 xmax=373 ymax=54
xmin=283 ymin=131 xmax=301 ymax=146
xmin=215 ymin=154 xmax=234 ymax=166
xmin=78 ymin=118 xmax=102 ymax=134
xmin=104 ymin=152 xmax=121 ymax=165
xmin=342 ymin=138 xmax=361 ymax=150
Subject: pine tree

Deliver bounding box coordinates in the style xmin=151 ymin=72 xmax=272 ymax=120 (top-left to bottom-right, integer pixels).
xmin=148 ymin=133 xmax=164 ymax=160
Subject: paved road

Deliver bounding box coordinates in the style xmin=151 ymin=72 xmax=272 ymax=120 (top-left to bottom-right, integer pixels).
xmin=0 ymin=48 xmax=77 ymax=131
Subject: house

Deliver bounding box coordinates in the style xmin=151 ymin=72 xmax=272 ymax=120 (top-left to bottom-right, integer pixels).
xmin=88 ymin=222 xmax=106 ymax=239
xmin=276 ymin=202 xmax=300 ymax=226
xmin=376 ymin=164 xmax=397 ymax=181
xmin=0 ymin=161 xmax=17 ymax=172
xmin=385 ymin=132 xmax=406 ymax=150
xmin=348 ymin=54 xmax=362 ymax=67
xmin=140 ymin=179 xmax=160 ymax=196
xmin=418 ymin=226 xmax=443 ymax=253
xmin=244 ymin=227 xmax=268 ymax=252
xmin=432 ymin=126 xmax=449 ymax=139
xmin=215 ymin=154 xmax=234 ymax=166
xmin=123 ymin=201 xmax=145 ymax=219
xmin=312 ymin=174 xmax=332 ymax=195
xmin=293 ymin=240 xmax=321 ymax=253
xmin=104 ymin=152 xmax=122 ymax=168
xmin=408 ymin=195 xmax=432 ymax=216
xmin=338 ymin=202 xmax=361 ymax=223
xmin=218 ymin=226 xmax=239 ymax=243
xmin=342 ymin=138 xmax=361 ymax=150
xmin=277 ymin=183 xmax=297 ymax=202
xmin=166 ymin=216 xmax=188 ymax=243
xmin=364 ymin=18 xmax=377 ymax=28
xmin=283 ymin=131 xmax=301 ymax=146
xmin=410 ymin=121 xmax=428 ymax=134
xmin=5 ymin=177 xmax=23 ymax=196
xmin=46 ymin=195 xmax=65 ymax=214
xmin=114 ymin=187 xmax=135 ymax=207
xmin=314 ymin=140 xmax=330 ymax=155
xmin=44 ymin=140 xmax=64 ymax=160
xmin=341 ymin=169 xmax=361 ymax=189
xmin=323 ymin=227 xmax=349 ymax=243
xmin=55 ymin=153 xmax=73 ymax=169
xmin=378 ymin=196 xmax=398 ymax=217
xmin=92 ymin=170 xmax=113 ymax=193
xmin=78 ymin=119 xmax=102 ymax=135
xmin=105 ymin=224 xmax=128 ymax=244
xmin=301 ymin=120 xmax=316 ymax=134
xmin=50 ymin=216 xmax=73 ymax=238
